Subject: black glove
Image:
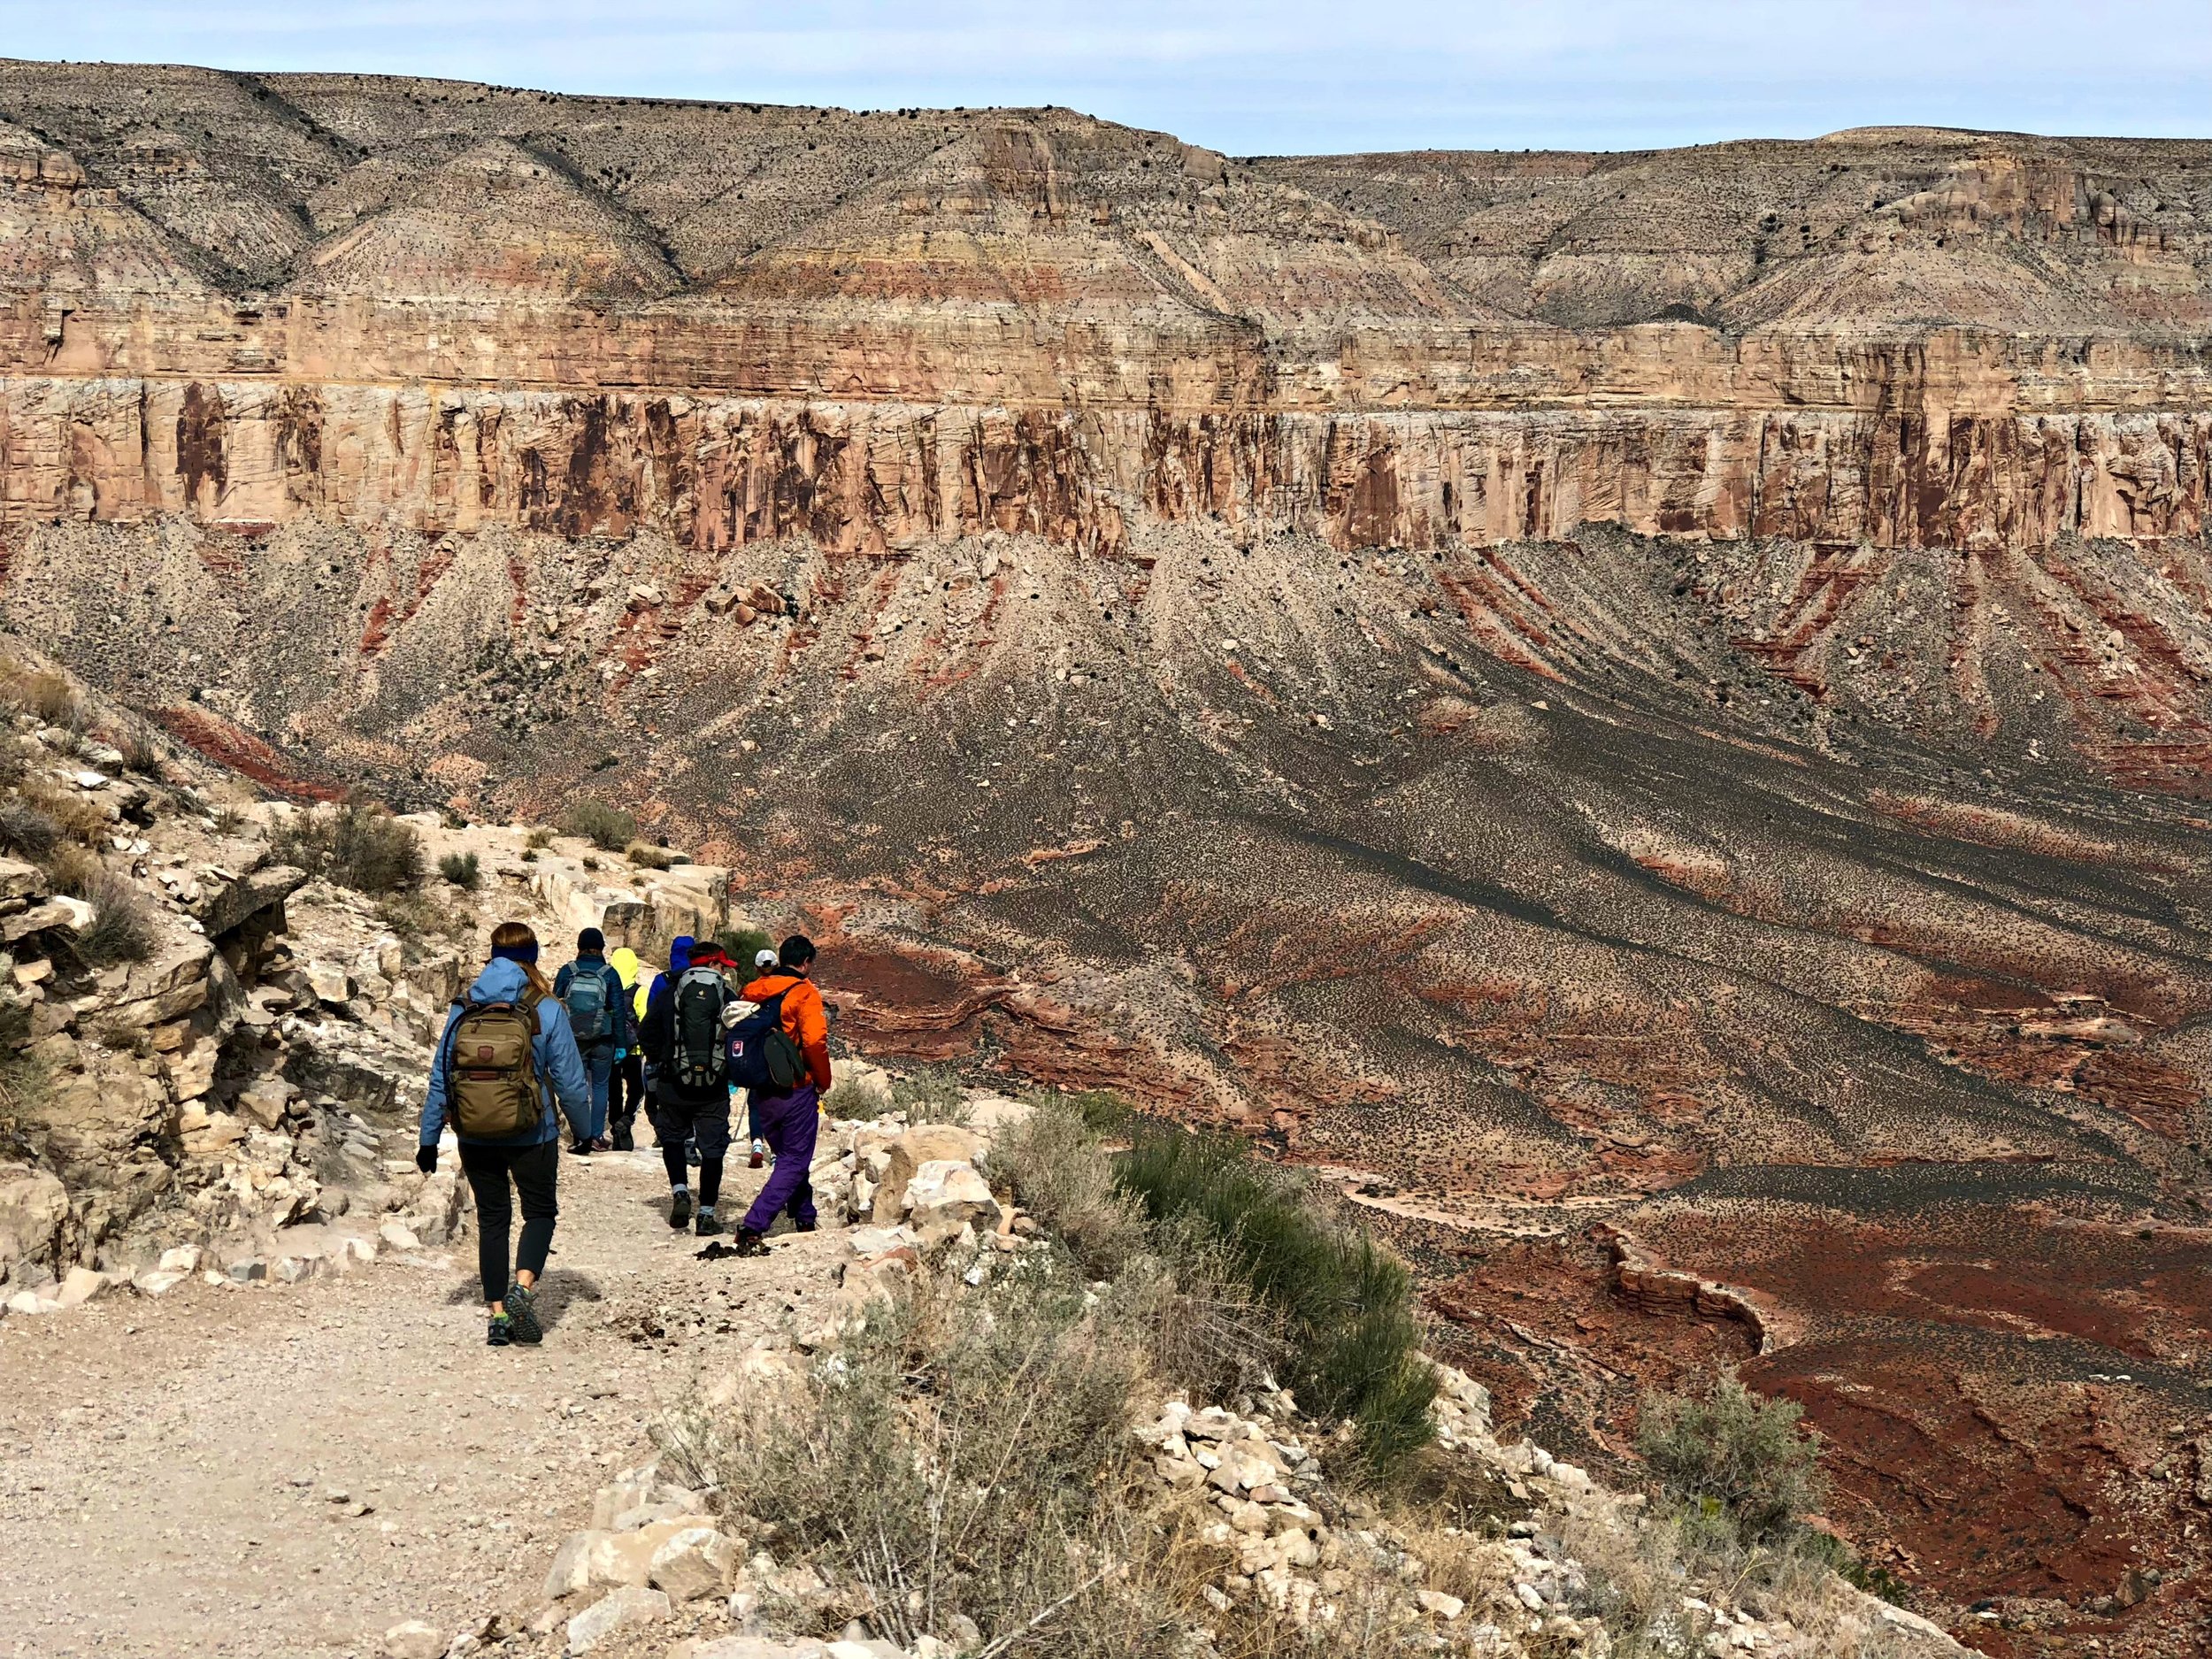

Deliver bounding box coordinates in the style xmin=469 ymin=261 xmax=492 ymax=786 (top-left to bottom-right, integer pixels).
xmin=415 ymin=1144 xmax=438 ymax=1175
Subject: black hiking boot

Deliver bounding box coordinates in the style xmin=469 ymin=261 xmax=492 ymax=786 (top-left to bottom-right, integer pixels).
xmin=611 ymin=1122 xmax=634 ymax=1151
xmin=570 ymin=1137 xmax=593 ymax=1156
xmin=487 ymin=1312 xmax=513 ymax=1347
xmin=505 ymin=1283 xmax=543 ymax=1345
xmin=668 ymin=1189 xmax=693 ymax=1231
xmin=695 ymin=1209 xmax=725 ymax=1238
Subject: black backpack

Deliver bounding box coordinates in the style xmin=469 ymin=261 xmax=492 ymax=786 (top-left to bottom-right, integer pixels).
xmin=671 ymin=965 xmax=731 ymax=1090
xmin=727 ymin=989 xmax=806 ymax=1093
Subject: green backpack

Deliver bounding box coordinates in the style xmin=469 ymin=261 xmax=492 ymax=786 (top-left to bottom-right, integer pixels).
xmin=446 ymin=990 xmax=544 ymax=1139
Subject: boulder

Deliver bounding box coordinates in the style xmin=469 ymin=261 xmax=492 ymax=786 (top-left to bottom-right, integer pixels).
xmin=903 ymin=1160 xmax=1000 ymax=1235
xmin=546 ymin=1519 xmax=700 ymax=1596
xmin=304 ymin=962 xmax=353 ymax=1006
xmin=565 ymin=1586 xmax=672 ymax=1655
xmin=0 ymin=1163 xmax=67 ymax=1279
xmin=964 ymin=1095 xmax=1036 ymax=1135
xmin=0 ymin=895 xmax=93 ymax=944
xmin=649 ymin=1525 xmax=739 ymax=1602
xmin=134 ymin=1269 xmax=188 ymax=1297
xmin=54 ymin=1265 xmax=111 ymax=1309
xmin=0 ymin=857 xmax=45 ymax=902
xmin=194 ymin=862 xmax=307 ymax=940
xmin=670 ymin=1639 xmax=830 ymax=1659
xmin=381 ymin=1621 xmax=445 ymax=1659
xmin=870 ymin=1125 xmax=981 ymax=1224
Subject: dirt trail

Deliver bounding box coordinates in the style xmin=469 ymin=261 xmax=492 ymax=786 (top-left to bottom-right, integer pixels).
xmin=0 ymin=1147 xmax=845 ymax=1659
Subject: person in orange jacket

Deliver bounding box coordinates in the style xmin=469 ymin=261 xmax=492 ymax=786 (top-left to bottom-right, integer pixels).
xmin=727 ymin=933 xmax=833 ymax=1254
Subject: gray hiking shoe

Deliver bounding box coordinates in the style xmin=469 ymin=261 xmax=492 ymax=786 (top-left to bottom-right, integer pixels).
xmin=695 ymin=1209 xmax=725 ymax=1238
xmin=669 ymin=1189 xmax=693 ymax=1231
xmin=505 ymin=1282 xmax=543 ymax=1345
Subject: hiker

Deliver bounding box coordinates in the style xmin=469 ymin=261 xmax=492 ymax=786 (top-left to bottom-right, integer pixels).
xmin=554 ymin=926 xmax=634 ymax=1156
xmin=416 ymin=920 xmax=591 ymax=1348
xmin=726 ymin=933 xmax=834 ymax=1256
xmin=645 ymin=933 xmax=695 ymax=1020
xmin=747 ymin=947 xmax=779 ymax=1168
xmin=642 ymin=933 xmax=702 ymax=1166
xmin=640 ymin=937 xmax=737 ymax=1235
xmin=608 ymin=945 xmax=646 ymax=1151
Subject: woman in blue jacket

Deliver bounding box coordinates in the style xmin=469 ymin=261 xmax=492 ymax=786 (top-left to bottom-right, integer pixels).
xmin=418 ymin=921 xmax=592 ymax=1347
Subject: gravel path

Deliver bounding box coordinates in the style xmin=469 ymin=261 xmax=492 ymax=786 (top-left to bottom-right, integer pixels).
xmin=0 ymin=1148 xmax=849 ymax=1659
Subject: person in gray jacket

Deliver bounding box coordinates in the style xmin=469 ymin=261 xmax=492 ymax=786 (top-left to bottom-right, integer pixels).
xmin=418 ymin=922 xmax=591 ymax=1347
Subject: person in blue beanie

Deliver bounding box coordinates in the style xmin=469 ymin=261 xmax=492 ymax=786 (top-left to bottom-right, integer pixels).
xmin=417 ymin=920 xmax=591 ymax=1347
xmin=553 ymin=926 xmax=634 ymax=1156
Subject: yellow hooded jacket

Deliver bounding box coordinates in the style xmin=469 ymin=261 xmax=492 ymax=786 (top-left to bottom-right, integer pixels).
xmin=610 ymin=947 xmax=647 ymax=1024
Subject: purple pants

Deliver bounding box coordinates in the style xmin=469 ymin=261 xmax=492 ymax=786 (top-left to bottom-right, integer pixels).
xmin=741 ymin=1083 xmax=819 ymax=1233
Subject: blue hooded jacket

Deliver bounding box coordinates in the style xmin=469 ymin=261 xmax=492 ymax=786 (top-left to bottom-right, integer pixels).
xmin=643 ymin=933 xmax=695 ymax=1026
xmin=419 ymin=958 xmax=593 ymax=1148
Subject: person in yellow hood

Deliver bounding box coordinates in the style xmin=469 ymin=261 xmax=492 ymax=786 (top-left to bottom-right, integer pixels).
xmin=608 ymin=946 xmax=646 ymax=1151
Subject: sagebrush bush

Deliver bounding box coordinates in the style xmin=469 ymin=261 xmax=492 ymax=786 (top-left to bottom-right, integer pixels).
xmin=71 ymin=869 xmax=157 ymax=965
xmin=1118 ymin=1128 xmax=1439 ymax=1479
xmin=436 ymin=850 xmax=481 ymax=890
xmin=889 ymin=1064 xmax=969 ymax=1125
xmin=716 ymin=924 xmax=773 ymax=969
xmin=1637 ymin=1375 xmax=1827 ymax=1546
xmin=561 ymin=798 xmax=636 ymax=851
xmin=998 ymin=1095 xmax=1150 ymax=1276
xmin=275 ymin=801 xmax=424 ymax=894
xmin=0 ymin=659 xmax=80 ymax=726
xmin=676 ymin=1267 xmax=1187 ymax=1658
xmin=626 ymin=841 xmax=674 ymax=870
xmin=0 ymin=796 xmax=62 ymax=861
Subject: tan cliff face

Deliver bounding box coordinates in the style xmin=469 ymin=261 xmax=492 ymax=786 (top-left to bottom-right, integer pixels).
xmin=3 ymin=59 xmax=2212 ymax=1653
xmin=0 ymin=62 xmax=2210 ymax=555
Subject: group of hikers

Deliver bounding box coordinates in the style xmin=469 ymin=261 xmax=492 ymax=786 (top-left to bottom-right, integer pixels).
xmin=414 ymin=919 xmax=833 ymax=1346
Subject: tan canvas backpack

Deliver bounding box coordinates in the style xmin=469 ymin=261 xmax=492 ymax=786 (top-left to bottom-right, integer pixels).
xmin=447 ymin=989 xmax=545 ymax=1139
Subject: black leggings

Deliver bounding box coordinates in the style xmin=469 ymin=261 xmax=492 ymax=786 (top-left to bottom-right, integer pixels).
xmin=457 ymin=1139 xmax=559 ymax=1305
xmin=614 ymin=1052 xmax=646 ymax=1123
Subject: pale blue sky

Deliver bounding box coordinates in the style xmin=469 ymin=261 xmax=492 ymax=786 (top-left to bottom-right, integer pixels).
xmin=3 ymin=1 xmax=2207 ymax=155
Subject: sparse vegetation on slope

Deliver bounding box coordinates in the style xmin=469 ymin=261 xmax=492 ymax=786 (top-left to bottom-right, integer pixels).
xmin=274 ymin=800 xmax=424 ymax=894
xmin=561 ymin=798 xmax=636 ymax=852
xmin=1116 ymin=1122 xmax=1439 ymax=1480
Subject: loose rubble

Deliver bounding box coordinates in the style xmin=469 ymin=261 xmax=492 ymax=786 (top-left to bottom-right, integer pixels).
xmin=0 ymin=652 xmax=739 ymax=1322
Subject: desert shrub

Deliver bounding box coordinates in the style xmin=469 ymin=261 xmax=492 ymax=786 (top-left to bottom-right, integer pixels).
xmin=1025 ymin=1086 xmax=1139 ymax=1134
xmin=377 ymin=891 xmax=469 ymax=943
xmin=1107 ymin=1221 xmax=1286 ymax=1406
xmin=996 ymin=1094 xmax=1150 ymax=1278
xmin=436 ymin=850 xmax=481 ymax=890
xmin=561 ymin=798 xmax=636 ymax=851
xmin=16 ymin=780 xmax=109 ymax=849
xmin=0 ymin=999 xmax=42 ymax=1138
xmin=675 ymin=1267 xmax=1186 ymax=1658
xmin=526 ymin=826 xmax=554 ymax=850
xmin=115 ymin=728 xmax=165 ymax=774
xmin=0 ymin=659 xmax=80 ymax=726
xmin=0 ymin=796 xmax=62 ymax=861
xmin=275 ymin=801 xmax=424 ymax=894
xmin=890 ymin=1063 xmax=969 ymax=1125
xmin=626 ymin=841 xmax=674 ymax=870
xmin=1118 ymin=1129 xmax=1438 ymax=1480
xmin=71 ymin=869 xmax=157 ymax=966
xmin=1637 ymin=1375 xmax=1826 ymax=1547
xmin=210 ymin=804 xmax=249 ymax=836
xmin=1553 ymin=1494 xmax=1914 ymax=1659
xmin=716 ymin=924 xmax=773 ymax=968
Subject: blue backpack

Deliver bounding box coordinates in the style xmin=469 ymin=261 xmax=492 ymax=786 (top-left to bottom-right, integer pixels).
xmin=726 ymin=989 xmax=805 ymax=1092
xmin=563 ymin=963 xmax=614 ymax=1044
